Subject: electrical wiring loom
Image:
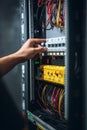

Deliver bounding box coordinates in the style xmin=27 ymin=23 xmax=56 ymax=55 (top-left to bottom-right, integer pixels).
xmin=37 ymin=0 xmax=65 ymax=30
xmin=37 ymin=83 xmax=65 ymax=119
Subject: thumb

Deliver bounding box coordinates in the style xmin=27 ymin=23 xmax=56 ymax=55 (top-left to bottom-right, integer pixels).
xmin=34 ymin=47 xmax=47 ymax=53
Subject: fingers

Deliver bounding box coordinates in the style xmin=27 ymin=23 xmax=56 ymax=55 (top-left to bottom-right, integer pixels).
xmin=33 ymin=44 xmax=46 ymax=58
xmin=39 ymin=52 xmax=42 ymax=60
xmin=34 ymin=47 xmax=47 ymax=59
xmin=28 ymin=38 xmax=46 ymax=47
xmin=31 ymin=38 xmax=46 ymax=44
xmin=32 ymin=43 xmax=47 ymax=60
xmin=23 ymin=38 xmax=47 ymax=60
xmin=34 ymin=46 xmax=47 ymax=53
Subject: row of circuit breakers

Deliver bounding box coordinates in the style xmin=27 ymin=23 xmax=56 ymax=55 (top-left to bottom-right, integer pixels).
xmin=41 ymin=37 xmax=66 ymax=56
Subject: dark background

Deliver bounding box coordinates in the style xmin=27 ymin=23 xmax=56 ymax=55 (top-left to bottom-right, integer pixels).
xmin=0 ymin=0 xmax=22 ymax=112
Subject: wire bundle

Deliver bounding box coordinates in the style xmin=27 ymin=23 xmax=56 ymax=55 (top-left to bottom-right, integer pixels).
xmin=38 ymin=84 xmax=64 ymax=119
xmin=54 ymin=0 xmax=65 ymax=29
xmin=37 ymin=0 xmax=65 ymax=30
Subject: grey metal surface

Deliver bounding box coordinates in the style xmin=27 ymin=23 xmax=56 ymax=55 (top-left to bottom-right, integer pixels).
xmin=64 ymin=0 xmax=69 ymax=120
xmin=27 ymin=111 xmax=56 ymax=130
xmin=28 ymin=0 xmax=35 ymax=100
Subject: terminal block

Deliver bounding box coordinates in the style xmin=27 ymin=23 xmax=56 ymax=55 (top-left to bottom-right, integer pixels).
xmin=39 ymin=65 xmax=65 ymax=85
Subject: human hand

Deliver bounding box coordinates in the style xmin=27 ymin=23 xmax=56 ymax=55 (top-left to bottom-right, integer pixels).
xmin=16 ymin=38 xmax=47 ymax=62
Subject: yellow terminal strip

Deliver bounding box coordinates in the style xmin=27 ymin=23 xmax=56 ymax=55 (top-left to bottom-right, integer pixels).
xmin=39 ymin=65 xmax=65 ymax=85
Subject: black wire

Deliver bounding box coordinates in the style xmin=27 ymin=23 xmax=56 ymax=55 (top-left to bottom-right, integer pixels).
xmin=35 ymin=110 xmax=66 ymax=128
xmin=39 ymin=5 xmax=54 ymax=30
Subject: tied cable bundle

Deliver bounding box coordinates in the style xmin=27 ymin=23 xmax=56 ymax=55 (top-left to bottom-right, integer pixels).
xmin=37 ymin=0 xmax=65 ymax=30
xmin=37 ymin=83 xmax=65 ymax=119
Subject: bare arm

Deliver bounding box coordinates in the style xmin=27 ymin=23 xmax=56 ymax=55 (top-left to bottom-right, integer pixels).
xmin=0 ymin=52 xmax=22 ymax=76
xmin=0 ymin=38 xmax=46 ymax=77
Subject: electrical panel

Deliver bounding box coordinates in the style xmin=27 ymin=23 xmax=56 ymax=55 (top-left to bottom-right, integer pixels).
xmin=0 ymin=0 xmax=84 ymax=130
xmin=27 ymin=0 xmax=67 ymax=130
xmin=20 ymin=0 xmax=84 ymax=130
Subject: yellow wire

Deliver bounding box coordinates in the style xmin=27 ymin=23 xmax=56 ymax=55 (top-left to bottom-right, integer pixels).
xmin=55 ymin=0 xmax=64 ymax=29
xmin=56 ymin=0 xmax=61 ymax=26
xmin=58 ymin=89 xmax=64 ymax=119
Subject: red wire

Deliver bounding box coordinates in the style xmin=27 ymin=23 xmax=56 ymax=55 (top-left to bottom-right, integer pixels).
xmin=38 ymin=0 xmax=42 ymax=7
xmin=42 ymin=0 xmax=55 ymax=28
xmin=38 ymin=0 xmax=65 ymax=28
xmin=37 ymin=100 xmax=54 ymax=114
xmin=59 ymin=0 xmax=65 ymax=27
xmin=38 ymin=0 xmax=48 ymax=7
xmin=46 ymin=0 xmax=56 ymax=27
xmin=52 ymin=87 xmax=56 ymax=107
xmin=62 ymin=1 xmax=65 ymax=25
xmin=42 ymin=0 xmax=47 ymax=5
xmin=55 ymin=88 xmax=60 ymax=109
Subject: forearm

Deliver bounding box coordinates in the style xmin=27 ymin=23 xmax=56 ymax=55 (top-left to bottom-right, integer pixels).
xmin=0 ymin=52 xmax=23 ymax=77
xmin=0 ymin=39 xmax=46 ymax=77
